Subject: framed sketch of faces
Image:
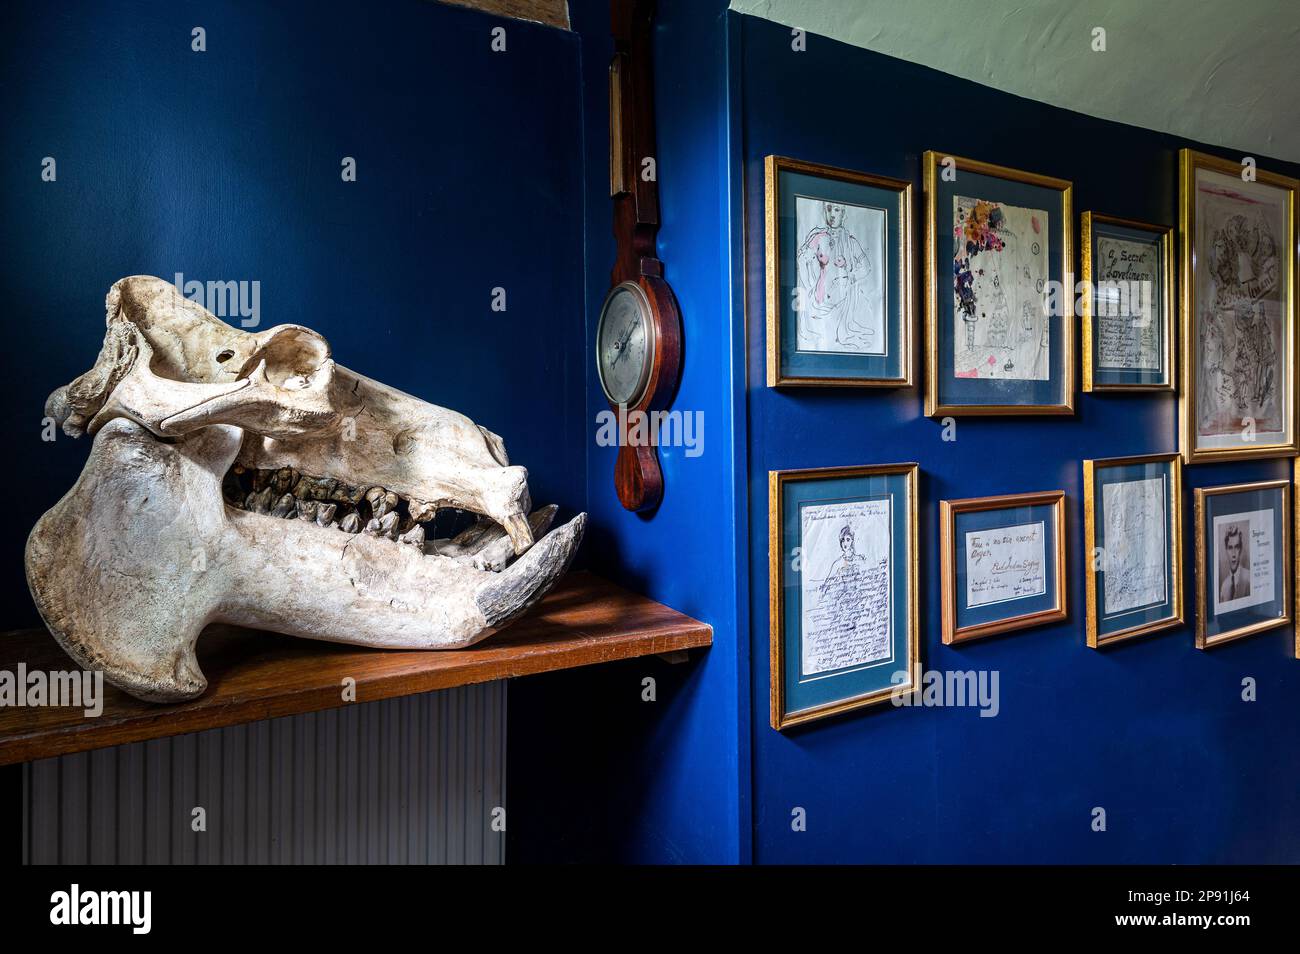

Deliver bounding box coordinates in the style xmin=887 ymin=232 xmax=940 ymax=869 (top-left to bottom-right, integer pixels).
xmin=1180 ymin=149 xmax=1299 ymax=463
xmin=1194 ymin=479 xmax=1291 ymax=649
xmin=768 ymin=463 xmax=919 ymax=730
xmin=922 ymin=152 xmax=1074 ymax=416
xmin=1083 ymin=453 xmax=1184 ymax=648
xmin=939 ymin=491 xmax=1067 ymax=644
xmin=1080 ymin=213 xmax=1175 ymax=391
xmin=764 ymin=156 xmax=913 ymax=387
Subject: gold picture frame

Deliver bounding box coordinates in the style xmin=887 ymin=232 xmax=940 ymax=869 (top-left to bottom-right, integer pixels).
xmin=764 ymin=155 xmax=914 ymax=387
xmin=1194 ymin=479 xmax=1291 ymax=649
xmin=1080 ymin=212 xmax=1175 ymax=392
xmin=1179 ymin=148 xmax=1299 ymax=463
xmin=1295 ymin=458 xmax=1300 ymax=660
xmin=939 ymin=490 xmax=1067 ymax=644
xmin=768 ymin=463 xmax=919 ymax=730
xmin=923 ymin=151 xmax=1074 ymax=417
xmin=1083 ymin=452 xmax=1184 ymax=648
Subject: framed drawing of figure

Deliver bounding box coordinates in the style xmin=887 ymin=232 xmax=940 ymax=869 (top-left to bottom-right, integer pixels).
xmin=765 ymin=156 xmax=913 ymax=387
xmin=1180 ymin=149 xmax=1299 ymax=463
xmin=922 ymin=151 xmax=1074 ymax=416
xmin=939 ymin=491 xmax=1067 ymax=644
xmin=1080 ymin=213 xmax=1175 ymax=392
xmin=768 ymin=463 xmax=919 ymax=729
xmin=1083 ymin=453 xmax=1183 ymax=648
xmin=1194 ymin=480 xmax=1290 ymax=649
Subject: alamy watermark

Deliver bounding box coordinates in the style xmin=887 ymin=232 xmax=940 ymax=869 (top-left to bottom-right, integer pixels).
xmin=1 ymin=664 xmax=103 ymax=717
xmin=174 ymin=272 xmax=260 ymax=327
xmin=890 ymin=664 xmax=1000 ymax=717
xmin=595 ymin=404 xmax=704 ymax=458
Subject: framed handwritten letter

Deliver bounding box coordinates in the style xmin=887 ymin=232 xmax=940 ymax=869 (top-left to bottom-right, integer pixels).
xmin=765 ymin=156 xmax=913 ymax=387
xmin=1194 ymin=480 xmax=1290 ymax=649
xmin=1179 ymin=149 xmax=1298 ymax=463
xmin=1080 ymin=213 xmax=1174 ymax=391
xmin=939 ymin=491 xmax=1066 ymax=644
xmin=768 ymin=463 xmax=919 ymax=730
xmin=922 ymin=152 xmax=1073 ymax=416
xmin=1083 ymin=453 xmax=1183 ymax=648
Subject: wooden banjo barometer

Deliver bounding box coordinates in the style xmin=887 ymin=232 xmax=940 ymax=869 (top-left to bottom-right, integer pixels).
xmin=597 ymin=0 xmax=682 ymax=512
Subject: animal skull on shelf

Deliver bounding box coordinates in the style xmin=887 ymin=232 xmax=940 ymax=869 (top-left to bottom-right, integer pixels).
xmin=25 ymin=276 xmax=585 ymax=703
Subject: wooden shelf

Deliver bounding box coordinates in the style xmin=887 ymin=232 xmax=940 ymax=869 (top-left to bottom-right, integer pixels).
xmin=0 ymin=571 xmax=710 ymax=766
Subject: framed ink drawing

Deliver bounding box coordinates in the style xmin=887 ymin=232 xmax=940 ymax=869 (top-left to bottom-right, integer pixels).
xmin=940 ymin=491 xmax=1067 ymax=644
xmin=765 ymin=156 xmax=913 ymax=387
xmin=923 ymin=151 xmax=1074 ymax=416
xmin=1080 ymin=213 xmax=1174 ymax=391
xmin=1083 ymin=453 xmax=1183 ymax=647
xmin=1180 ymin=149 xmax=1298 ymax=463
xmin=1194 ymin=479 xmax=1290 ymax=649
xmin=769 ymin=463 xmax=919 ymax=730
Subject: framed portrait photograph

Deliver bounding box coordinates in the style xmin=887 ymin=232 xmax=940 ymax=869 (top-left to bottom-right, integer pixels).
xmin=1080 ymin=212 xmax=1174 ymax=392
xmin=922 ymin=151 xmax=1074 ymax=416
xmin=764 ymin=156 xmax=913 ymax=387
xmin=1194 ymin=479 xmax=1291 ymax=649
xmin=939 ymin=491 xmax=1067 ymax=644
xmin=768 ymin=463 xmax=919 ymax=730
xmin=1180 ymin=149 xmax=1299 ymax=463
xmin=1083 ymin=453 xmax=1184 ymax=648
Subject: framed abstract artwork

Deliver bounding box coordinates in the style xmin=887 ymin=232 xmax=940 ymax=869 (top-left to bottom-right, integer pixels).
xmin=939 ymin=490 xmax=1067 ymax=644
xmin=768 ymin=463 xmax=919 ymax=730
xmin=1080 ymin=212 xmax=1175 ymax=392
xmin=1179 ymin=149 xmax=1299 ymax=463
xmin=764 ymin=156 xmax=913 ymax=387
xmin=1083 ymin=452 xmax=1183 ymax=648
xmin=1194 ymin=479 xmax=1290 ymax=649
xmin=923 ymin=151 xmax=1074 ymax=416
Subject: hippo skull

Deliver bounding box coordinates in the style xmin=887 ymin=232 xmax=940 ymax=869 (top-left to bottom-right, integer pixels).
xmin=25 ymin=276 xmax=585 ymax=702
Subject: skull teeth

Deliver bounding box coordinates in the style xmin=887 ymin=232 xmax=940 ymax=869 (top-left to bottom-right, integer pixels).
xmin=224 ymin=466 xmax=479 ymax=550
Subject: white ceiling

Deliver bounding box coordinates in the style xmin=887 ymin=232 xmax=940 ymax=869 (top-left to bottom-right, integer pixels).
xmin=731 ymin=0 xmax=1300 ymax=164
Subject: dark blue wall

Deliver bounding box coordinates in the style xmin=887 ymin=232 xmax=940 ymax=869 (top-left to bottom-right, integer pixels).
xmin=506 ymin=0 xmax=749 ymax=864
xmin=2 ymin=0 xmax=749 ymax=865
xmin=0 ymin=0 xmax=586 ymax=617
xmin=740 ymin=14 xmax=1300 ymax=863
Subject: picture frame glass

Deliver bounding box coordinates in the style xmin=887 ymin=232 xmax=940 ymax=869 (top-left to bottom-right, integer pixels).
xmin=953 ymin=501 xmax=1059 ymax=631
xmin=933 ymin=166 xmax=1068 ymax=409
xmin=1201 ymin=485 xmax=1288 ymax=640
xmin=773 ymin=166 xmax=906 ymax=383
xmin=1189 ymin=164 xmax=1295 ymax=455
xmin=1091 ymin=459 xmax=1178 ymax=639
xmin=778 ymin=469 xmax=912 ymax=718
xmin=1087 ymin=219 xmax=1169 ymax=388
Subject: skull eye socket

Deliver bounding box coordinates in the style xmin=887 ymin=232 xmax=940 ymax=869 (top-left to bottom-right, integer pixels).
xmin=215 ymin=349 xmax=235 ymax=364
xmin=239 ymin=327 xmax=331 ymax=386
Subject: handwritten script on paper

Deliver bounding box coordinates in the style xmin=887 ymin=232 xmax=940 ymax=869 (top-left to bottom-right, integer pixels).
xmin=964 ymin=521 xmax=1046 ymax=609
xmin=1095 ymin=236 xmax=1159 ymax=371
xmin=800 ymin=498 xmax=893 ymax=676
xmin=1102 ymin=475 xmax=1168 ymax=616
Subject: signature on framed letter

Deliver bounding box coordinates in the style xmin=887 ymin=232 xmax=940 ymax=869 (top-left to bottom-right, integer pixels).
xmin=1180 ymin=150 xmax=1298 ymax=463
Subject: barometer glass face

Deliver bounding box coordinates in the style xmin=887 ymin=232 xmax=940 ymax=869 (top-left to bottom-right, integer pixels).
xmin=597 ymin=282 xmax=654 ymax=406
